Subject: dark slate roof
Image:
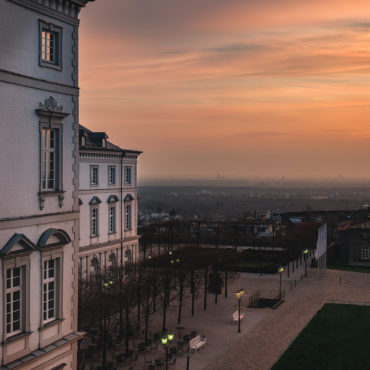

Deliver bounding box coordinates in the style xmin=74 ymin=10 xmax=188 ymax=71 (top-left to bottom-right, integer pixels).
xmin=89 ymin=196 xmax=102 ymax=205
xmin=0 ymin=234 xmax=37 ymax=256
xmin=79 ymin=124 xmax=142 ymax=154
xmin=107 ymin=195 xmax=119 ymax=203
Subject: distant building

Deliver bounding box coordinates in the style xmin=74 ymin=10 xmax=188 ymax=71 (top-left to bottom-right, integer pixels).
xmin=339 ymin=221 xmax=370 ymax=266
xmin=0 ymin=0 xmax=93 ymax=368
xmin=78 ymin=125 xmax=141 ymax=278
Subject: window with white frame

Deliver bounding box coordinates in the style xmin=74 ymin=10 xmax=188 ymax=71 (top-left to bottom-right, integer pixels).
xmin=108 ymin=166 xmax=116 ymax=185
xmin=6 ymin=267 xmax=22 ymax=335
xmin=125 ymin=204 xmax=132 ymax=230
xmin=39 ymin=20 xmax=62 ymax=70
xmin=90 ymin=165 xmax=99 ymax=186
xmin=41 ymin=128 xmax=58 ymax=191
xmin=109 ymin=205 xmax=116 ymax=233
xmin=124 ymin=166 xmax=132 ymax=185
xmin=43 ymin=259 xmax=56 ymax=323
xmin=41 ymin=30 xmax=57 ymax=63
xmin=91 ymin=206 xmax=99 ymax=236
xmin=361 ymin=247 xmax=369 ymax=260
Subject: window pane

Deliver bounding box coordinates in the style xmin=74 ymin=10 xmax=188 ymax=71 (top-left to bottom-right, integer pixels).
xmin=13 ymin=321 xmax=20 ymax=331
xmin=13 ymin=276 xmax=20 ymax=287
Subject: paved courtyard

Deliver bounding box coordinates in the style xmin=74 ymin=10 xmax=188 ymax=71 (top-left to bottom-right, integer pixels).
xmin=142 ymin=262 xmax=370 ymax=370
xmin=101 ymin=260 xmax=370 ymax=370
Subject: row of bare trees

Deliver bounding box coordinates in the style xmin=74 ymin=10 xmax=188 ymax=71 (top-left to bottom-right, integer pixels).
xmin=139 ymin=219 xmax=284 ymax=258
xmin=78 ymin=255 xmax=232 ymax=368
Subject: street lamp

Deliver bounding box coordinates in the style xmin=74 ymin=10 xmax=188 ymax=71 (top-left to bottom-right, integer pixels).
xmin=161 ymin=332 xmax=175 ymax=370
xmin=103 ymin=280 xmax=113 ymax=288
xmin=278 ymin=266 xmax=284 ymax=300
xmin=303 ymin=249 xmax=309 ymax=276
xmin=235 ymin=288 xmax=244 ymax=333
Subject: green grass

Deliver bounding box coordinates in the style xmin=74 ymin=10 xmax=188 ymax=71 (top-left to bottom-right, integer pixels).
xmin=272 ymin=304 xmax=370 ymax=370
xmin=327 ymin=263 xmax=370 ymax=274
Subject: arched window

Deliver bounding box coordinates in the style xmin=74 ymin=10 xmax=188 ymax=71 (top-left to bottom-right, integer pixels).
xmin=125 ymin=249 xmax=132 ymax=264
xmin=89 ymin=196 xmax=102 ymax=237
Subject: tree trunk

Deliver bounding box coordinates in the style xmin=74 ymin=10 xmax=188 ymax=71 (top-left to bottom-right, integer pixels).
xmin=191 ymin=269 xmax=195 ymax=316
xmin=203 ymin=266 xmax=208 ymax=310
xmin=177 ymin=272 xmax=184 ymax=324
xmin=224 ymin=271 xmax=228 ymax=298
xmin=137 ymin=286 xmax=141 ymax=322
xmin=145 ymin=303 xmax=150 ymax=344
xmin=125 ymin=309 xmax=130 ymax=355
xmin=162 ymin=298 xmax=167 ymax=332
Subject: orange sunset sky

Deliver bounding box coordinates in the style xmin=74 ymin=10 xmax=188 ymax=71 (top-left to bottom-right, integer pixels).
xmin=79 ymin=0 xmax=370 ymax=181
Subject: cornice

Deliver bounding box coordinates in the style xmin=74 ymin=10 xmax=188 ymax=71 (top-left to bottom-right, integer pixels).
xmin=6 ymin=0 xmax=92 ymax=25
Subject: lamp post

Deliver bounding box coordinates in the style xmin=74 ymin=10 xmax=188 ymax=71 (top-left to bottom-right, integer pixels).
xmin=303 ymin=249 xmax=309 ymax=276
xmin=235 ymin=288 xmax=244 ymax=333
xmin=161 ymin=332 xmax=174 ymax=370
xmin=278 ymin=266 xmax=284 ymax=300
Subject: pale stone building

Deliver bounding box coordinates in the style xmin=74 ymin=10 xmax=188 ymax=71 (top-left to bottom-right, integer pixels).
xmin=78 ymin=125 xmax=141 ymax=279
xmin=0 ymin=0 xmax=93 ymax=368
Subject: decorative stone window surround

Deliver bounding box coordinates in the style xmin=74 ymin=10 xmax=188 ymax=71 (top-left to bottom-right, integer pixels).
xmin=39 ymin=20 xmax=63 ymax=71
xmin=36 ymin=96 xmax=69 ymax=210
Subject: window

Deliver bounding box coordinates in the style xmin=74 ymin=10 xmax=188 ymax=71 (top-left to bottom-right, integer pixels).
xmin=6 ymin=267 xmax=22 ymax=336
xmin=125 ymin=204 xmax=132 ymax=230
xmin=41 ymin=128 xmax=58 ymax=191
xmin=124 ymin=166 xmax=132 ymax=185
xmin=90 ymin=165 xmax=99 ymax=186
xmin=108 ymin=166 xmax=116 ymax=185
xmin=43 ymin=259 xmax=56 ymax=323
xmin=109 ymin=206 xmax=116 ymax=233
xmin=361 ymin=247 xmax=369 ymax=260
xmin=125 ymin=249 xmax=132 ymax=264
xmin=90 ymin=206 xmax=99 ymax=236
xmin=41 ymin=30 xmax=57 ymax=63
xmin=39 ymin=21 xmax=62 ymax=70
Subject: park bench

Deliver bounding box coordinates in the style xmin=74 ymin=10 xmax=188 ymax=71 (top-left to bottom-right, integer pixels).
xmin=189 ymin=335 xmax=207 ymax=353
xmin=232 ymin=310 xmax=245 ymax=324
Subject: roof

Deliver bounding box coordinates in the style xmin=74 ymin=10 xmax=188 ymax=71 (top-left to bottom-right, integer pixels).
xmin=79 ymin=124 xmax=142 ymax=155
xmin=349 ymin=221 xmax=370 ymax=229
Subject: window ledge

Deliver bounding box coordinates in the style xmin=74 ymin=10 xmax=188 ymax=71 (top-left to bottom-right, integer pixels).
xmin=2 ymin=331 xmax=33 ymax=345
xmin=39 ymin=318 xmax=65 ymax=331
xmin=38 ymin=191 xmax=65 ymax=197
xmin=38 ymin=191 xmax=65 ymax=210
xmin=40 ymin=60 xmax=62 ymax=71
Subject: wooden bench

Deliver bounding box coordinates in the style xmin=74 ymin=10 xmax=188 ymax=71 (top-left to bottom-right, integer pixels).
xmin=189 ymin=335 xmax=207 ymax=353
xmin=232 ymin=310 xmax=245 ymax=324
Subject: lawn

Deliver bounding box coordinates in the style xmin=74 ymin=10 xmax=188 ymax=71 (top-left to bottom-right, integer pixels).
xmin=272 ymin=304 xmax=370 ymax=370
xmin=327 ymin=263 xmax=370 ymax=274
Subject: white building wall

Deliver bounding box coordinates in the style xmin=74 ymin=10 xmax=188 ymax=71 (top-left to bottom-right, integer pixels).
xmin=78 ymin=151 xmax=140 ymax=277
xmin=0 ymin=83 xmax=75 ymax=218
xmin=0 ymin=1 xmax=75 ymax=86
xmin=0 ymin=0 xmax=90 ymax=367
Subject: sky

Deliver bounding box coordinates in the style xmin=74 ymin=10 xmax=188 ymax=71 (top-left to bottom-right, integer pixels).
xmin=79 ymin=0 xmax=370 ymax=181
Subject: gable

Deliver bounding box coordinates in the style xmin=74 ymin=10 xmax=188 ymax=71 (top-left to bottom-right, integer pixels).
xmin=0 ymin=234 xmax=37 ymax=256
xmin=38 ymin=228 xmax=71 ymax=249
